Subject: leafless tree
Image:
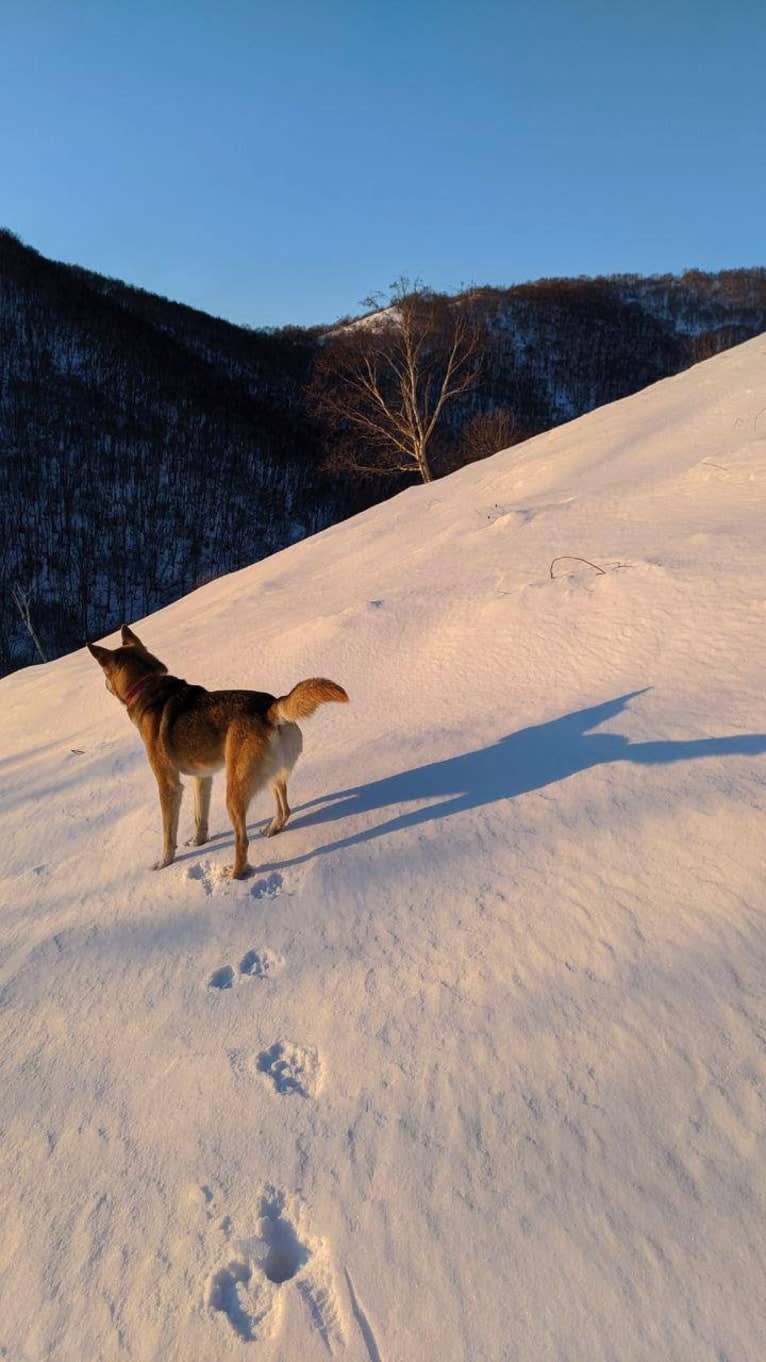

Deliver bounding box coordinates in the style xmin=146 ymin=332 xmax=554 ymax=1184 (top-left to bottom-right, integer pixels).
xmin=12 ymin=585 xmax=47 ymax=662
xmin=312 ymin=279 xmax=482 ymax=484
xmin=462 ymin=406 xmax=520 ymax=463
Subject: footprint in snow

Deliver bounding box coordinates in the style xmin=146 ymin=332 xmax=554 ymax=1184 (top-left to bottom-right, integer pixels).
xmin=187 ymin=859 xmax=265 ymax=895
xmin=208 ymin=1260 xmax=264 ymax=1342
xmin=208 ymin=949 xmax=282 ymax=990
xmin=206 ymin=1189 xmax=344 ymax=1347
xmin=208 ymin=966 xmax=234 ymax=990
xmin=239 ymin=947 xmax=283 ymax=978
xmin=250 ymin=871 xmax=284 ymax=900
xmin=256 ymin=1041 xmax=321 ymax=1098
xmin=186 ymin=862 xmax=213 ymax=895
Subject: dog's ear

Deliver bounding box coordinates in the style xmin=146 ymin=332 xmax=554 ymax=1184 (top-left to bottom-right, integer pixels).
xmin=87 ymin=641 xmax=112 ymax=667
xmin=121 ymin=624 xmax=146 ymax=649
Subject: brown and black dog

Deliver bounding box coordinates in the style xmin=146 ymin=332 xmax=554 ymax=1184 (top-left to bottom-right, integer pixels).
xmin=88 ymin=625 xmax=348 ymax=877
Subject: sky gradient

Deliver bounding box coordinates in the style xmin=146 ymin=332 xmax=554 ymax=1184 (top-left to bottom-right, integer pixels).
xmin=1 ymin=0 xmax=764 ymax=327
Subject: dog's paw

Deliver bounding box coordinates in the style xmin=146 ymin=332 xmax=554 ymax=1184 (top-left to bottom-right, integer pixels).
xmin=151 ymin=856 xmax=175 ymax=870
xmin=260 ymin=820 xmax=282 ymax=839
xmin=184 ymin=833 xmax=209 ymax=847
xmin=224 ymin=864 xmax=253 ymax=881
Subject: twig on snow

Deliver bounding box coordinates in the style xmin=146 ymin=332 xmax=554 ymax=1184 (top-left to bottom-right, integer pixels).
xmin=549 ymin=556 xmax=607 ymax=580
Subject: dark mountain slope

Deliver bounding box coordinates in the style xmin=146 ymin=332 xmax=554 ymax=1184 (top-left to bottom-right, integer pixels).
xmin=0 ymin=231 xmax=336 ymax=670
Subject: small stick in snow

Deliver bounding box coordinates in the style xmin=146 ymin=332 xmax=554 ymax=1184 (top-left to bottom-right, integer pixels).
xmin=549 ymin=556 xmax=607 ymax=579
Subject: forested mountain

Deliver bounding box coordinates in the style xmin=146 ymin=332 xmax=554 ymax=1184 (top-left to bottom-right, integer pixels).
xmin=2 ymin=227 xmax=764 ymax=674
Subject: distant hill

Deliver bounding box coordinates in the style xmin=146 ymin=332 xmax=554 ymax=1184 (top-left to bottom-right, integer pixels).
xmin=1 ymin=227 xmax=764 ymax=673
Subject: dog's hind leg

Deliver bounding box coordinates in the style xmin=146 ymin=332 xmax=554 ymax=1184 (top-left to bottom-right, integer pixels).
xmin=185 ymin=776 xmax=212 ymax=846
xmin=224 ymin=726 xmax=271 ymax=879
xmin=275 ymin=775 xmax=291 ymax=830
xmin=261 ymin=775 xmax=291 ymax=838
xmin=226 ymin=774 xmax=251 ymax=879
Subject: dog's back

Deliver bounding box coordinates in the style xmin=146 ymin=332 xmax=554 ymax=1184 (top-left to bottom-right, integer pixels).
xmin=155 ymin=678 xmax=347 ymax=776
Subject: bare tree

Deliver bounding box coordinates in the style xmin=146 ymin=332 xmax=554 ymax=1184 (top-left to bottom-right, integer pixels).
xmin=462 ymin=406 xmax=520 ymax=463
xmin=12 ymin=584 xmax=47 ymax=663
xmin=312 ymin=279 xmax=482 ymax=484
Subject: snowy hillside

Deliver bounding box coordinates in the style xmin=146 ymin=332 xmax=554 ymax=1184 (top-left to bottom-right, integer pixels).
xmin=5 ymin=229 xmax=766 ymax=677
xmin=1 ymin=335 xmax=765 ymax=1362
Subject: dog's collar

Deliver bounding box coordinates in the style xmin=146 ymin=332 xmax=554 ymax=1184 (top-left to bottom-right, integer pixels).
xmin=122 ymin=675 xmax=157 ymax=708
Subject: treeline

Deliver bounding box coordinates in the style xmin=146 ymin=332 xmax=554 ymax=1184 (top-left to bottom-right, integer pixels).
xmin=1 ymin=227 xmax=764 ymax=674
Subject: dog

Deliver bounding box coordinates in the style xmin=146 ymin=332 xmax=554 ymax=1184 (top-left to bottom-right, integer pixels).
xmin=87 ymin=625 xmax=348 ymax=878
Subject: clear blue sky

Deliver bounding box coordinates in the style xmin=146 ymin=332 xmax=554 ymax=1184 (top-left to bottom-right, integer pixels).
xmin=1 ymin=0 xmax=763 ymax=327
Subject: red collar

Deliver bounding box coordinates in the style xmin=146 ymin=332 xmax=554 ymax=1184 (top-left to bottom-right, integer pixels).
xmin=122 ymin=675 xmax=158 ymax=707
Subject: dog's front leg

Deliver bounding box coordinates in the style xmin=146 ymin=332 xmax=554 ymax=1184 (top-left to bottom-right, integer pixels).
xmin=152 ymin=768 xmax=183 ymax=869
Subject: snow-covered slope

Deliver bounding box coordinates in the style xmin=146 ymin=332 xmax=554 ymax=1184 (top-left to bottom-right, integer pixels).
xmin=1 ymin=336 xmax=765 ymax=1362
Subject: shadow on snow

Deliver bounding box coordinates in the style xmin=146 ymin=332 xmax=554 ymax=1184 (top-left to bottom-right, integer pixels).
xmin=260 ymin=690 xmax=766 ymax=867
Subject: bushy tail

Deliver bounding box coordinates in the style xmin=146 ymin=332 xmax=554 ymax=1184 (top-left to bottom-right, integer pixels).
xmin=268 ymin=678 xmax=349 ymax=725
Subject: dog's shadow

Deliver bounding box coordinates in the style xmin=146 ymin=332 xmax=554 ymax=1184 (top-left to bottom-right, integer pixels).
xmin=177 ymin=691 xmax=766 ymax=870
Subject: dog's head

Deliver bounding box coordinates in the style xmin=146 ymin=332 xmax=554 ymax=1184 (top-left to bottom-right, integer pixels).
xmin=87 ymin=625 xmax=168 ymax=704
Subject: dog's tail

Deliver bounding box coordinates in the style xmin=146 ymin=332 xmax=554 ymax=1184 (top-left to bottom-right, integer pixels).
xmin=268 ymin=678 xmax=349 ymax=725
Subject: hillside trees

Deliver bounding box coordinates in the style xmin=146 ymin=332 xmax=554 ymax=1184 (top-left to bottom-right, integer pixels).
xmin=311 ymin=280 xmax=483 ymax=485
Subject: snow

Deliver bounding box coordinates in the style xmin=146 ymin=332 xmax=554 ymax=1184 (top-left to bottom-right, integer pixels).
xmin=1 ymin=335 xmax=765 ymax=1361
